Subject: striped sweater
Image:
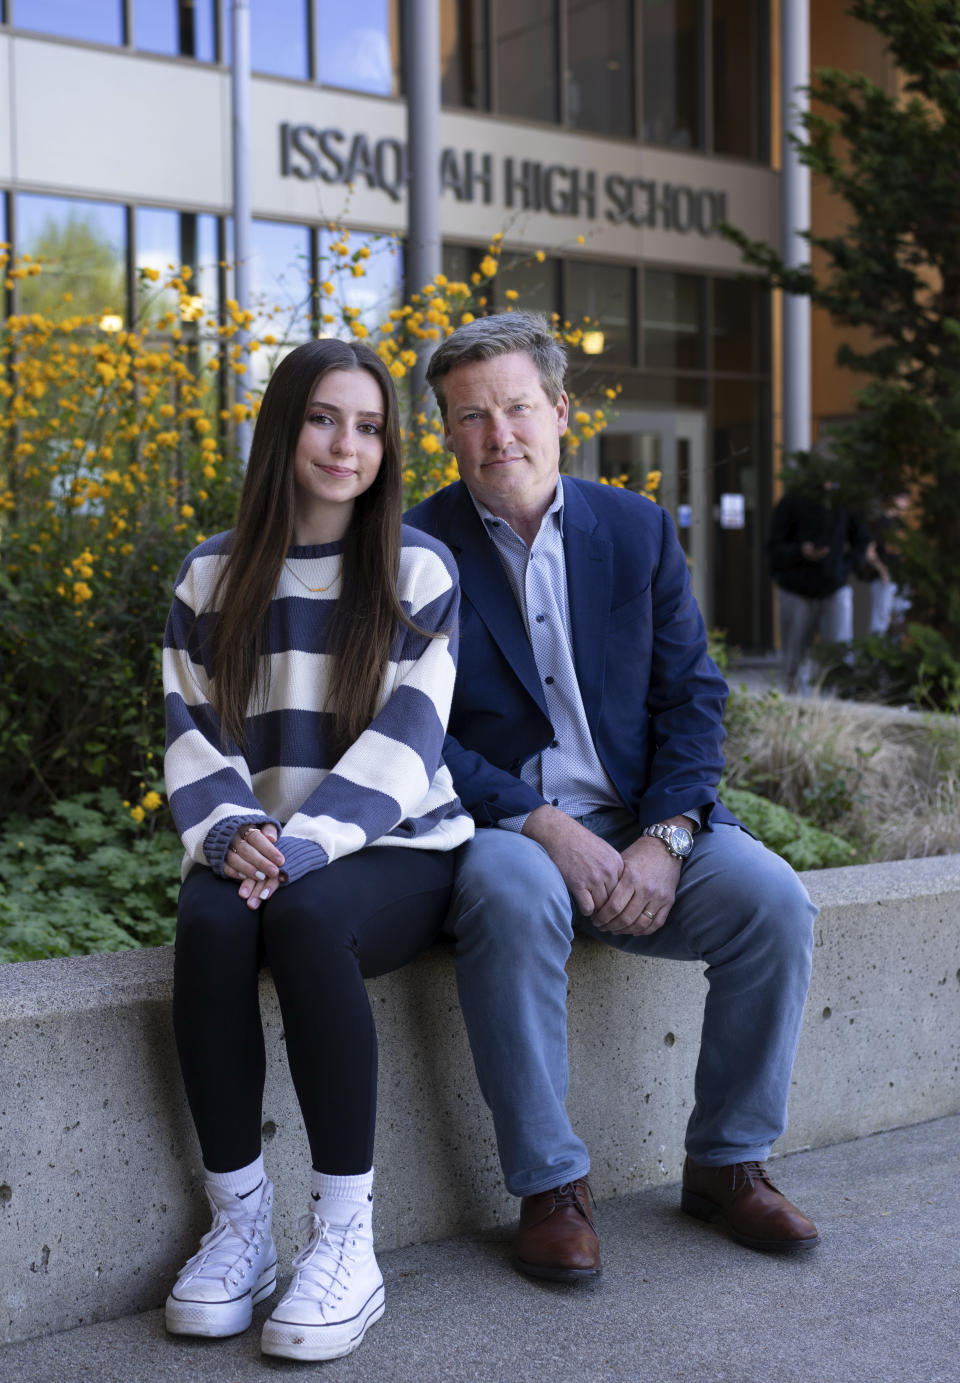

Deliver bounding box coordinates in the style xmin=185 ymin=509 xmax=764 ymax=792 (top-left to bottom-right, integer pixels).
xmin=163 ymin=525 xmax=474 ymax=884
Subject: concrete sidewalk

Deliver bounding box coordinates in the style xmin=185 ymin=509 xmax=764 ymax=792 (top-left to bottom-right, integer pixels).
xmin=2 ymin=1114 xmax=957 ymax=1383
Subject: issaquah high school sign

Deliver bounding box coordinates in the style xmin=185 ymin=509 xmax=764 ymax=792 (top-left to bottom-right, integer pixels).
xmin=279 ymin=123 xmax=729 ymax=236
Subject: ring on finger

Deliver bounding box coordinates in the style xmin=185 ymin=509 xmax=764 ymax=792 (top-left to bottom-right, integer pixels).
xmin=642 ymin=908 xmax=656 ymax=919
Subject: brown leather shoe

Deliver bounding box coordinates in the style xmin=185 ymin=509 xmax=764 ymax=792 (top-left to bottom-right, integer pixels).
xmin=517 ymin=1178 xmax=601 ymax=1282
xmin=682 ymin=1158 xmax=819 ymax=1251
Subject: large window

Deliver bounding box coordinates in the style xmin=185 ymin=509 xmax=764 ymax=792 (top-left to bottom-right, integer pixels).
xmin=441 ymin=0 xmax=488 ymax=109
xmin=250 ymin=0 xmax=310 ymax=79
xmin=567 ymin=260 xmax=634 ymax=367
xmin=134 ymin=0 xmax=217 ymax=61
xmin=712 ymin=0 xmax=768 ymax=159
xmin=16 ymin=194 xmax=127 ymax=321
xmin=643 ymin=270 xmax=704 ymax=371
xmin=317 ymin=0 xmax=400 ymax=96
xmin=565 ymin=0 xmax=633 ymax=137
xmin=136 ymin=206 xmax=220 ymax=337
xmin=642 ymin=0 xmax=703 ymax=149
xmin=13 ymin=0 xmax=124 ymax=44
xmin=493 ymin=0 xmax=558 ymax=123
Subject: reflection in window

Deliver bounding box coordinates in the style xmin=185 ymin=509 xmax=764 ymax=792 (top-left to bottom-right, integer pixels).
xmin=16 ymin=194 xmax=126 ymax=321
xmin=136 ymin=207 xmax=220 ymax=335
xmin=642 ymin=0 xmax=702 ymax=149
xmin=133 ymin=0 xmax=217 ymax=60
xmin=441 ymin=0 xmax=487 ymax=109
xmin=643 ymin=270 xmax=703 ymax=371
xmin=249 ymin=221 xmax=312 ymax=342
xmin=493 ymin=0 xmax=557 ymax=124
xmin=318 ymin=228 xmax=402 ymax=339
xmin=13 ymin=0 xmax=123 ymax=44
xmin=567 ymin=260 xmax=634 ymax=367
xmin=317 ymin=0 xmax=399 ymax=96
xmin=600 ymin=431 xmax=652 ymax=492
xmin=566 ymin=0 xmax=632 ymax=137
xmin=713 ymin=0 xmax=767 ymax=160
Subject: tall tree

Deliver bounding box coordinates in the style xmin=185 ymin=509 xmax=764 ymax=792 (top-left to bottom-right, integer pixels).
xmin=725 ymin=0 xmax=960 ymax=646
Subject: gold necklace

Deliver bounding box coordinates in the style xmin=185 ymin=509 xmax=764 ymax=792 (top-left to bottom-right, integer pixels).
xmin=284 ymin=557 xmax=341 ymax=593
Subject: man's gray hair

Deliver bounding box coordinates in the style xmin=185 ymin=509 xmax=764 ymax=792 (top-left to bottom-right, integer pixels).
xmin=426 ymin=311 xmax=567 ymax=419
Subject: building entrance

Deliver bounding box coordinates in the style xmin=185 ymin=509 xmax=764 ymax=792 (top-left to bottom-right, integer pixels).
xmin=579 ymin=408 xmax=712 ymax=626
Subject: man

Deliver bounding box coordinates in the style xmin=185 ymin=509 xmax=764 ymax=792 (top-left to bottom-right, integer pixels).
xmin=406 ymin=313 xmax=818 ymax=1282
xmin=767 ymin=465 xmax=873 ymax=693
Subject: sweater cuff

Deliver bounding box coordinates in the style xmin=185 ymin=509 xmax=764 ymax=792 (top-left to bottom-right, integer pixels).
xmin=276 ymin=834 xmax=329 ymax=884
xmin=203 ymin=814 xmax=283 ymax=877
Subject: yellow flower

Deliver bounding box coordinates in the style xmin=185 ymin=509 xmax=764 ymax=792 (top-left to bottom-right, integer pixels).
xmin=505 ymin=290 xmax=519 ymax=301
xmin=231 ymin=402 xmax=248 ymax=423
xmin=479 ymin=256 xmax=498 ymax=278
xmin=420 ymin=434 xmax=443 ymax=455
xmin=143 ymin=267 xmax=160 ymax=282
xmin=129 ymin=805 xmax=145 ymax=823
xmin=181 ymin=504 xmax=195 ymax=519
xmin=321 ymin=281 xmax=334 ymax=296
xmin=535 ymin=250 xmax=546 ymax=263
xmin=461 ymin=312 xmax=475 ymax=325
xmin=574 ymin=411 xmax=590 ymax=425
xmin=203 ymin=464 xmax=216 ymax=479
xmin=389 ymin=361 xmax=406 ymax=378
xmin=142 ymin=791 xmax=163 ymax=811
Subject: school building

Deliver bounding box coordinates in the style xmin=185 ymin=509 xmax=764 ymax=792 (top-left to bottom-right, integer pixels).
xmin=0 ymin=1 xmax=895 ymax=649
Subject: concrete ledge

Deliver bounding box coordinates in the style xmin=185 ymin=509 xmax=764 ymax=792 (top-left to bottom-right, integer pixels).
xmin=2 ymin=855 xmax=959 ymax=1343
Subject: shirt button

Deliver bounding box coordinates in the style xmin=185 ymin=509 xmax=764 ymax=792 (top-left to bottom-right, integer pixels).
xmin=551 ymin=739 xmax=559 ymax=748
xmin=551 ymin=798 xmax=559 ymax=806
xmin=535 ymin=614 xmax=546 ymax=623
xmin=545 ymin=676 xmax=554 ymax=685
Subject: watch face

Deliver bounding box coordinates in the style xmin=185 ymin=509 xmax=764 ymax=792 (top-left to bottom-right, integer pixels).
xmin=672 ymin=827 xmax=694 ymax=854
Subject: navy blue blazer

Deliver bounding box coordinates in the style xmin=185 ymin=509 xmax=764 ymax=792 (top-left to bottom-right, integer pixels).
xmin=405 ymin=477 xmax=737 ymax=831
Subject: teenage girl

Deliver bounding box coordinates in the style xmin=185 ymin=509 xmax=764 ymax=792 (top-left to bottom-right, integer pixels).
xmin=162 ymin=338 xmax=472 ymax=1361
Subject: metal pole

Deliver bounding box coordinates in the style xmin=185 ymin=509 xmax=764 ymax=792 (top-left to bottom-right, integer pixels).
xmin=403 ymin=0 xmax=442 ymax=402
xmin=231 ymin=0 xmax=253 ymax=463
xmin=781 ymin=0 xmax=812 ymax=462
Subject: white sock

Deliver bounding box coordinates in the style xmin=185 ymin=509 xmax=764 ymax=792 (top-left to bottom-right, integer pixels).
xmin=204 ymin=1153 xmax=266 ymax=1200
xmin=310 ymin=1168 xmax=374 ymax=1224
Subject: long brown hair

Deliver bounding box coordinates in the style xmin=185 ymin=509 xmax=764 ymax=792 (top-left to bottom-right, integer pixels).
xmin=208 ymin=338 xmax=416 ymax=756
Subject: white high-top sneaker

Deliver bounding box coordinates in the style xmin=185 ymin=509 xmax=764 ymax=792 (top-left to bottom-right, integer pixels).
xmin=261 ymin=1206 xmax=384 ymax=1361
xmin=165 ymin=1178 xmax=277 ymax=1337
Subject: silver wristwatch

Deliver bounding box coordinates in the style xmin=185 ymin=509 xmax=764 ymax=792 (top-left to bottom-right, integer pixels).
xmin=641 ymin=822 xmax=694 ymax=859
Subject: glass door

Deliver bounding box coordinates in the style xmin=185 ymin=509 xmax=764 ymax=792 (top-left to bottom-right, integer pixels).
xmin=576 ymin=408 xmax=711 ymax=626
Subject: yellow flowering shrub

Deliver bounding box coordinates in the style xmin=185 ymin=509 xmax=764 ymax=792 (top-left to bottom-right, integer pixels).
xmin=1 ymin=229 xmax=628 ymax=825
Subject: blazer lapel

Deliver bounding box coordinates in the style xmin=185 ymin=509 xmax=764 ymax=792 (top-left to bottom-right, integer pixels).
xmin=562 ymin=482 xmax=612 ymax=736
xmin=444 ymin=486 xmax=548 ymax=715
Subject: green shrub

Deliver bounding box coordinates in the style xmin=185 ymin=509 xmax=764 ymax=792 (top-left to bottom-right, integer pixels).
xmin=818 ymin=623 xmax=960 ymax=712
xmin=0 ymin=788 xmax=182 ymax=962
xmin=720 ymin=782 xmax=857 ymax=871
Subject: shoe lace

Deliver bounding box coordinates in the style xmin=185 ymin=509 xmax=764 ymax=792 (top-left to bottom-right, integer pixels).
xmin=287 ymin=1212 xmax=359 ymax=1311
xmin=552 ymin=1181 xmax=591 ymax=1218
xmin=733 ymin=1162 xmax=778 ymax=1194
xmin=180 ymin=1194 xmax=267 ymax=1289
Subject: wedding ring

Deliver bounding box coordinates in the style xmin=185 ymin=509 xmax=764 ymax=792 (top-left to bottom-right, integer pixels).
xmin=642 ymin=909 xmax=656 ymax=919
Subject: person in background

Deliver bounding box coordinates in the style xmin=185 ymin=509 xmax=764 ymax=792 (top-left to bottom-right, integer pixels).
xmin=767 ymin=471 xmax=873 ymax=693
xmin=162 ymin=339 xmax=472 ymax=1361
xmin=864 ymin=493 xmax=911 ymax=637
xmin=407 ymin=312 xmax=819 ymax=1284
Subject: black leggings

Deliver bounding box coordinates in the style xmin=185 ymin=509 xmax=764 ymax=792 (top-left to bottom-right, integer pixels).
xmin=173 ymin=847 xmax=454 ymax=1175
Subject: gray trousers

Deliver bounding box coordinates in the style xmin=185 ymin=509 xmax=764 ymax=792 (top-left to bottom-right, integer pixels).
xmin=778 ymin=584 xmax=853 ymax=693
